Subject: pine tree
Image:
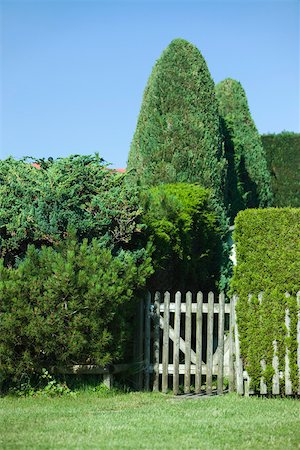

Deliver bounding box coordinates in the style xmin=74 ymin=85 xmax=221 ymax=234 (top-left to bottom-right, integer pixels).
xmin=127 ymin=38 xmax=225 ymax=200
xmin=215 ymin=78 xmax=273 ymax=219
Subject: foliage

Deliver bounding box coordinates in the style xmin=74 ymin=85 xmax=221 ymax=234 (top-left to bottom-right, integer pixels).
xmin=141 ymin=183 xmax=223 ymax=292
xmin=216 ymin=79 xmax=273 ymax=220
xmin=11 ymin=369 xmax=74 ymax=398
xmin=262 ymin=131 xmax=300 ymax=207
xmin=0 ymin=155 xmax=142 ymax=266
xmin=0 ymin=237 xmax=153 ymax=385
xmin=231 ymin=208 xmax=300 ymax=393
xmin=127 ymin=38 xmax=226 ymax=202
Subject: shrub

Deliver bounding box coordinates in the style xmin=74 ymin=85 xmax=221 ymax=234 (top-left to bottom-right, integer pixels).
xmin=127 ymin=38 xmax=226 ymax=202
xmin=0 ymin=155 xmax=141 ymax=266
xmin=262 ymin=132 xmax=300 ymax=207
xmin=0 ymin=237 xmax=153 ymax=385
xmin=231 ymin=208 xmax=300 ymax=393
xmin=141 ymin=183 xmax=223 ymax=292
xmin=216 ymin=79 xmax=273 ymax=220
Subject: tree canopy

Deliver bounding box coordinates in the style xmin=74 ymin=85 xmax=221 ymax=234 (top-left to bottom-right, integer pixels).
xmin=216 ymin=78 xmax=273 ymax=220
xmin=0 ymin=155 xmax=142 ymax=266
xmin=127 ymin=38 xmax=225 ymax=201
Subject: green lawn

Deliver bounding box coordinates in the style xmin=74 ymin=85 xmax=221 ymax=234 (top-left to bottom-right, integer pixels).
xmin=0 ymin=392 xmax=299 ymax=449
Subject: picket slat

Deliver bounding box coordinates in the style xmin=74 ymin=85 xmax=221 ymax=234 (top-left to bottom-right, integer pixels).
xmin=173 ymin=292 xmax=181 ymax=395
xmin=195 ymin=292 xmax=203 ymax=394
xmin=162 ymin=292 xmax=170 ymax=394
xmin=229 ymin=296 xmax=235 ymax=392
xmin=206 ymin=292 xmax=214 ymax=395
xmin=152 ymin=291 xmax=161 ymax=392
xmin=272 ymin=340 xmax=280 ymax=395
xmin=285 ymin=298 xmax=292 ymax=395
xmin=217 ymin=292 xmax=225 ymax=394
xmin=184 ymin=292 xmax=192 ymax=393
xmin=234 ymin=295 xmax=244 ymax=395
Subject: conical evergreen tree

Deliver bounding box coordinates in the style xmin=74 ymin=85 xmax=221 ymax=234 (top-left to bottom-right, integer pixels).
xmin=127 ymin=38 xmax=225 ymax=200
xmin=215 ymin=78 xmax=273 ymax=219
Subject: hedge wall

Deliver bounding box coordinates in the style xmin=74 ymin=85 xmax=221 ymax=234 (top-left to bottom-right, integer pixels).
xmin=231 ymin=208 xmax=300 ymax=393
xmin=261 ymin=132 xmax=300 ymax=207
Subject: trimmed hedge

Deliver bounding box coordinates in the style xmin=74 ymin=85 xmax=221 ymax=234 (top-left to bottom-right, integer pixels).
xmin=231 ymin=208 xmax=300 ymax=393
xmin=261 ymin=132 xmax=300 ymax=207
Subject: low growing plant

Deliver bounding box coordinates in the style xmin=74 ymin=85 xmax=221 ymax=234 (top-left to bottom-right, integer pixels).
xmin=0 ymin=237 xmax=153 ymax=388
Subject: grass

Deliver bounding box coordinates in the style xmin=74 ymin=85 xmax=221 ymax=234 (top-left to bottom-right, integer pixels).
xmin=0 ymin=391 xmax=299 ymax=449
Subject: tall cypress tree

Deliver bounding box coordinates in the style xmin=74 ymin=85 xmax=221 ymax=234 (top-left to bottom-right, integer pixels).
xmin=127 ymin=38 xmax=225 ymax=201
xmin=216 ymin=78 xmax=273 ymax=219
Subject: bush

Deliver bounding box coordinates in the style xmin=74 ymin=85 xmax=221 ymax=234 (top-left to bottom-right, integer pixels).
xmin=0 ymin=237 xmax=153 ymax=385
xmin=262 ymin=132 xmax=300 ymax=207
xmin=127 ymin=38 xmax=226 ymax=202
xmin=141 ymin=183 xmax=223 ymax=292
xmin=231 ymin=208 xmax=300 ymax=393
xmin=0 ymin=155 xmax=142 ymax=266
xmin=216 ymin=79 xmax=273 ymax=220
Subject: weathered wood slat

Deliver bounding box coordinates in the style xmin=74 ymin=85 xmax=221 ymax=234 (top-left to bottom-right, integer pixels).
xmin=103 ymin=373 xmax=113 ymax=389
xmin=234 ymin=295 xmax=244 ymax=395
xmin=162 ymin=291 xmax=170 ymax=393
xmin=57 ymin=364 xmax=132 ymax=375
xmin=272 ymin=340 xmax=280 ymax=395
xmin=184 ymin=292 xmax=192 ymax=393
xmin=206 ymin=292 xmax=214 ymax=394
xmin=173 ymin=291 xmax=181 ymax=395
xmin=152 ymin=291 xmax=161 ymax=392
xmin=144 ymin=292 xmax=151 ymax=391
xmin=285 ymin=298 xmax=292 ymax=395
xmin=159 ymin=303 xmax=230 ymax=314
xmin=217 ymin=292 xmax=225 ymax=394
xmin=159 ymin=316 xmax=197 ymax=364
xmin=154 ymin=363 xmax=219 ymax=375
xmin=229 ymin=296 xmax=235 ymax=392
xmin=260 ymin=359 xmax=267 ymax=395
xmin=195 ymin=292 xmax=203 ymax=394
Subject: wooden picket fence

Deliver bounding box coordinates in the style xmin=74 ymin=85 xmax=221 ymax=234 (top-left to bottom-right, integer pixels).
xmin=134 ymin=291 xmax=300 ymax=396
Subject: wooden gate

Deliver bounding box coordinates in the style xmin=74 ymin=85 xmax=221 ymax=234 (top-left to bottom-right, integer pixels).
xmin=135 ymin=291 xmax=237 ymax=395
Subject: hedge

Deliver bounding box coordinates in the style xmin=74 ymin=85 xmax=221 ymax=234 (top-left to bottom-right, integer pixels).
xmin=231 ymin=208 xmax=300 ymax=393
xmin=141 ymin=183 xmax=223 ymax=292
xmin=262 ymin=132 xmax=300 ymax=207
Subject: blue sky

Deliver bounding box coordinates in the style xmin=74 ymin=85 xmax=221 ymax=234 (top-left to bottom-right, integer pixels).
xmin=1 ymin=0 xmax=299 ymax=168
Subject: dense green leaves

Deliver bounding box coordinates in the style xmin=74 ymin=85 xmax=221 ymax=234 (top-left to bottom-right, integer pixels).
xmin=141 ymin=183 xmax=222 ymax=292
xmin=231 ymin=208 xmax=300 ymax=393
xmin=127 ymin=38 xmax=225 ymax=201
xmin=262 ymin=132 xmax=300 ymax=207
xmin=0 ymin=238 xmax=153 ymax=383
xmin=0 ymin=155 xmax=142 ymax=265
xmin=216 ymin=79 xmax=273 ymax=220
